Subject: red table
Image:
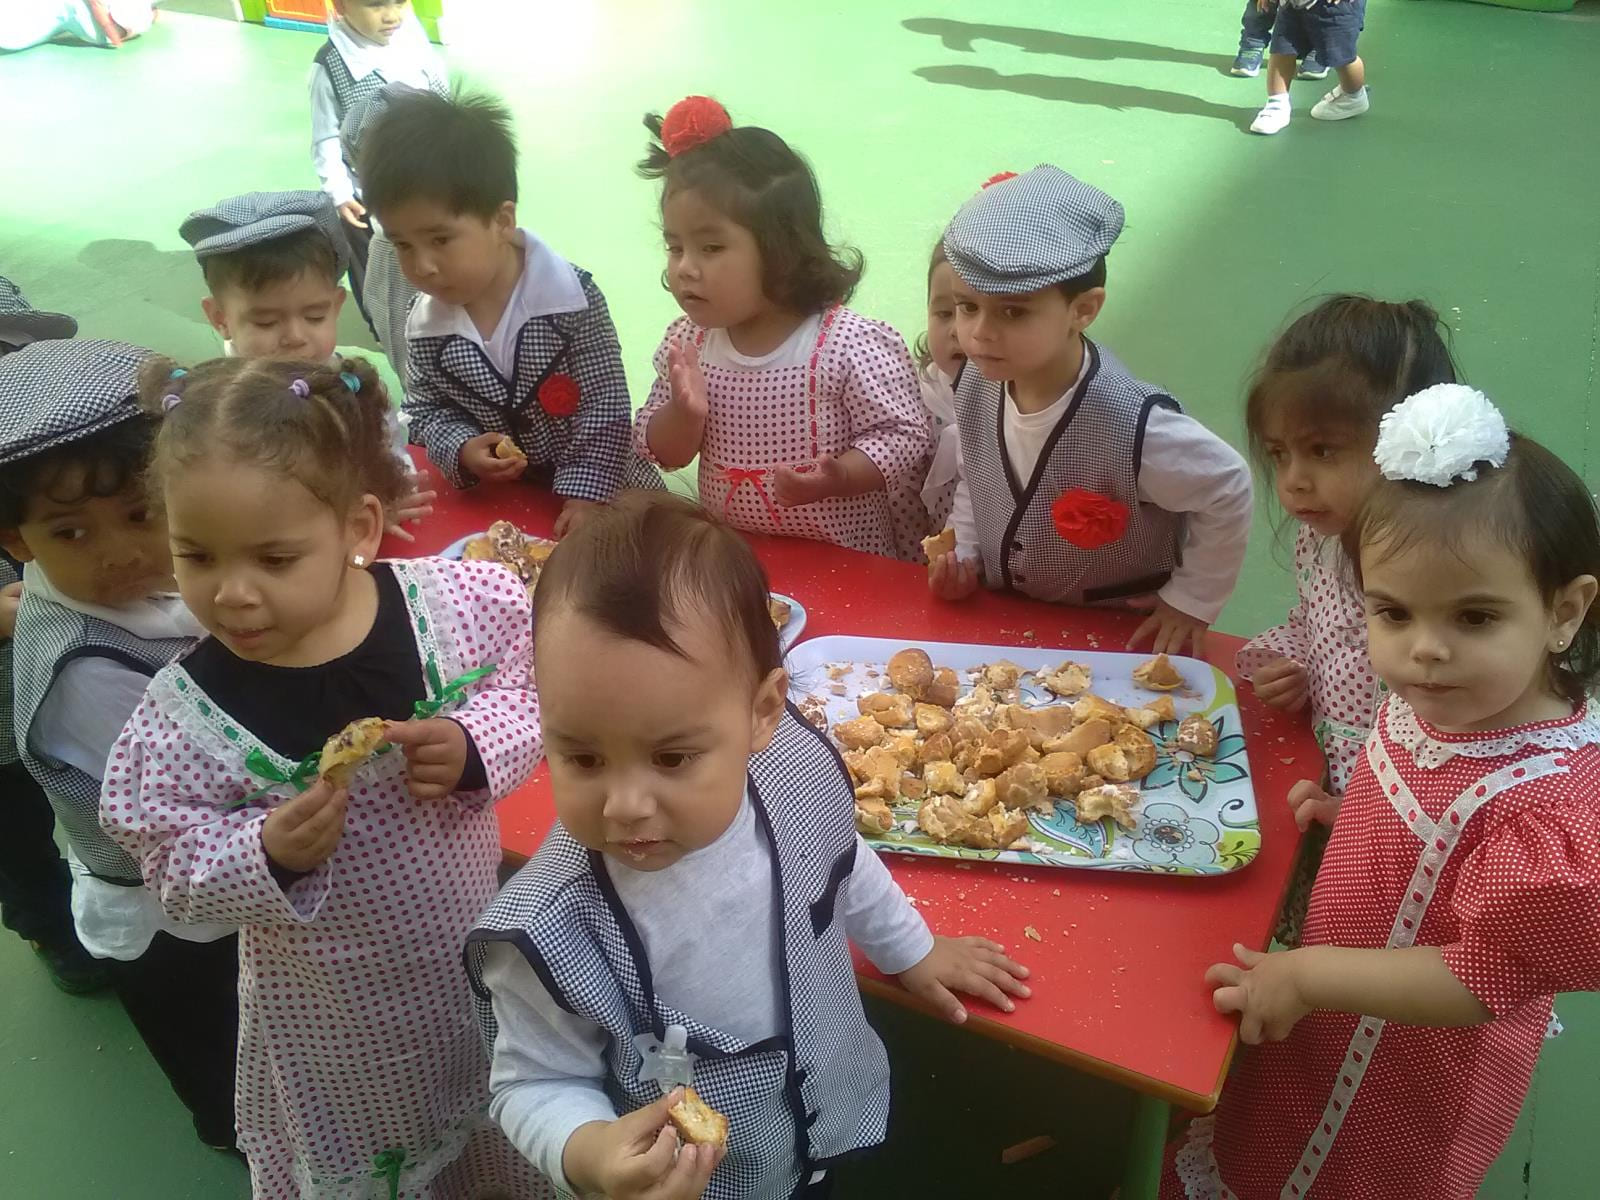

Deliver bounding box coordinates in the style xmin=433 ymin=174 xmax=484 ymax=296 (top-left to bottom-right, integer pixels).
xmin=384 ymin=460 xmax=1314 ymax=1197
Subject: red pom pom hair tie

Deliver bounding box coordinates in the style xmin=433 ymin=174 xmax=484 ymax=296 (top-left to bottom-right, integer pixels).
xmin=1050 ymin=488 xmax=1128 ymax=549
xmin=981 ymin=171 xmax=1019 ymax=189
xmin=661 ymin=96 xmax=733 ymax=157
xmin=538 ymin=374 xmax=581 ymax=418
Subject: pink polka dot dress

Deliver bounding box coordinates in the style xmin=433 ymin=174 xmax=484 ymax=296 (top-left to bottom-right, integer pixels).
xmin=1236 ymin=526 xmax=1380 ymax=796
xmin=100 ymin=558 xmax=552 ymax=1199
xmin=1163 ymin=697 xmax=1600 ymax=1200
xmin=633 ymin=307 xmax=934 ymax=561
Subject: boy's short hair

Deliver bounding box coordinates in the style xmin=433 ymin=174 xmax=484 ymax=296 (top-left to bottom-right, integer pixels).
xmin=198 ymin=227 xmax=342 ymax=298
xmin=1055 ymin=256 xmax=1107 ymax=299
xmin=359 ymin=88 xmax=518 ymax=219
xmin=0 ymin=418 xmax=157 ymax=529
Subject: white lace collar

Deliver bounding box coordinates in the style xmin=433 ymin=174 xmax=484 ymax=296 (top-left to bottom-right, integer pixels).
xmin=1384 ymin=695 xmax=1600 ymax=769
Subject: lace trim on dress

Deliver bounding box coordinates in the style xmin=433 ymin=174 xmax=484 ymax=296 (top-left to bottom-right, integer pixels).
xmin=1385 ymin=696 xmax=1600 ymax=769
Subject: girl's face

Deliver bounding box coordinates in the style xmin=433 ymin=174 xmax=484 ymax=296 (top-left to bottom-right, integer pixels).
xmin=662 ymin=188 xmax=769 ymax=333
xmin=1258 ymin=410 xmax=1379 ymax=537
xmin=536 ymin=602 xmax=786 ymax=872
xmin=1361 ymin=530 xmax=1596 ymax=733
xmin=926 ymin=261 xmax=966 ymax=379
xmin=164 ymin=457 xmax=383 ymax=667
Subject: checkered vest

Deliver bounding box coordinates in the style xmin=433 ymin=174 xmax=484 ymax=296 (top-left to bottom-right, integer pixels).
xmin=466 ymin=706 xmax=891 ymax=1200
xmin=313 ymin=40 xmax=448 ymax=186
xmin=956 ymin=339 xmax=1182 ymax=605
xmin=0 ymin=555 xmax=18 ymax=766
xmin=12 ymin=595 xmax=193 ymax=883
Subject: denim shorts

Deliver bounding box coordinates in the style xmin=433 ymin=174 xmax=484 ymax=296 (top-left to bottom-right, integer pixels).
xmin=1271 ymin=0 xmax=1365 ymax=69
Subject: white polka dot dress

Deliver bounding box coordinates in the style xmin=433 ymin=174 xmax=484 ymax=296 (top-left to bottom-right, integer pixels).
xmin=1162 ymin=697 xmax=1600 ymax=1199
xmin=633 ymin=307 xmax=934 ymax=561
xmin=100 ymin=558 xmax=551 ymax=1199
xmin=1236 ymin=525 xmax=1379 ymax=798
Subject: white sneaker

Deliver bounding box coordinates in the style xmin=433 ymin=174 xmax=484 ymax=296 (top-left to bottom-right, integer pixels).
xmin=1250 ymin=102 xmax=1291 ymax=135
xmin=1311 ymin=86 xmax=1369 ymax=121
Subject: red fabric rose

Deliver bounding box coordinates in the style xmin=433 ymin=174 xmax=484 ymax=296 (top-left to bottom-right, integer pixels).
xmin=538 ymin=374 xmax=580 ymax=418
xmin=1051 ymin=488 xmax=1129 ymax=549
xmin=981 ymin=171 xmax=1019 ymax=189
xmin=661 ymin=96 xmax=733 ymax=157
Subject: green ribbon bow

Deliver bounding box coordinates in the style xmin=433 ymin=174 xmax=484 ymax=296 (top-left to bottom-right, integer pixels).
xmin=371 ymin=1147 xmax=406 ymax=1200
xmin=230 ymin=660 xmax=499 ymax=808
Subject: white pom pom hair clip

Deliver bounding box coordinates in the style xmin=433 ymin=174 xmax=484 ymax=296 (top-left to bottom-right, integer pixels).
xmin=1373 ymin=384 xmax=1510 ymax=489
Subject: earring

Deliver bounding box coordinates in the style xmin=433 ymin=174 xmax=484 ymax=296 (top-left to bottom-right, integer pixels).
xmin=1555 ymin=637 xmax=1568 ymax=651
xmin=351 ymin=554 xmax=367 ymax=569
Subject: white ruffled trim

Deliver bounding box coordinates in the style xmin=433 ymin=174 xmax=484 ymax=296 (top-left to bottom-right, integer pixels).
xmin=1384 ymin=696 xmax=1600 ymax=769
xmin=286 ymin=1107 xmax=496 ymax=1198
xmin=1172 ymin=1116 xmax=1239 ymax=1199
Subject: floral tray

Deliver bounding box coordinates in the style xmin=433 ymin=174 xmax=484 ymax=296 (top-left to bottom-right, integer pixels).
xmin=786 ymin=635 xmax=1260 ymax=876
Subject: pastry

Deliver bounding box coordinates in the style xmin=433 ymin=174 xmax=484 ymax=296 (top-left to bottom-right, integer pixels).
xmin=982 ymin=660 xmax=1022 ymax=691
xmin=767 ymin=597 xmax=792 ymax=630
xmin=1074 ymin=783 xmax=1141 ymax=831
xmin=1040 ymin=661 xmax=1092 ymax=697
xmin=855 ymin=795 xmax=896 ymax=835
xmin=1042 ymin=717 xmax=1112 ymax=758
xmin=887 ymin=648 xmax=935 ymax=699
xmin=462 ymin=536 xmax=496 ymax=561
xmin=921 ymin=527 xmax=956 ymax=560
xmin=1040 ymin=751 xmax=1086 ymax=797
xmin=668 ymin=1088 xmax=728 ymax=1148
xmin=1133 ymin=654 xmax=1185 ymax=691
xmin=1113 ymin=724 xmax=1158 ymax=779
xmin=923 ymin=760 xmax=963 ymax=796
xmin=922 ymin=667 xmax=961 ymax=708
xmin=858 ymin=692 xmax=914 ymax=729
xmin=1177 ymin=714 xmax=1220 ymax=758
xmin=917 ymin=732 xmax=953 ymax=765
xmin=832 ymin=716 xmax=885 ymax=750
xmin=1071 ymin=695 xmax=1127 ymax=726
xmin=914 ymin=703 xmax=953 ymax=737
xmin=318 ymin=717 xmax=390 ymax=789
xmin=996 ymin=762 xmax=1051 ymax=812
xmin=959 ymin=777 xmax=1000 ymax=817
xmin=493 ymin=436 xmax=528 ymax=465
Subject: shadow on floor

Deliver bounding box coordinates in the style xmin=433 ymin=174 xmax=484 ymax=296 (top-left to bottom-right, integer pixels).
xmin=903 ymin=16 xmax=1235 ymax=76
xmin=913 ymin=64 xmax=1248 ymax=127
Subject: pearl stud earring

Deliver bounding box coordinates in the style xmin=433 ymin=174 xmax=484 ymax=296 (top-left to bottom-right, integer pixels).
xmin=352 ymin=554 xmax=367 ymax=569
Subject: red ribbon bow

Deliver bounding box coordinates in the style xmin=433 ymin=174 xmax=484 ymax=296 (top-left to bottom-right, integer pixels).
xmin=538 ymin=374 xmax=580 ymax=418
xmin=716 ymin=464 xmax=783 ymax=529
xmin=1051 ymin=488 xmax=1128 ymax=549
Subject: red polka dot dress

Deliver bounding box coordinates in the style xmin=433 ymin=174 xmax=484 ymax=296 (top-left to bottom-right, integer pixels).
xmin=100 ymin=558 xmax=551 ymax=1199
xmin=633 ymin=307 xmax=934 ymax=561
xmin=1235 ymin=525 xmax=1379 ymax=797
xmin=1162 ymin=697 xmax=1600 ymax=1200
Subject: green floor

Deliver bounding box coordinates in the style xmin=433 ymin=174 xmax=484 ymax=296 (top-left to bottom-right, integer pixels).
xmin=2 ymin=1 xmax=1599 ymax=1195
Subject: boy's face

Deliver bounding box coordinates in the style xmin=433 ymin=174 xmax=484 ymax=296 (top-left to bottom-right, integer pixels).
xmin=1 ymin=472 xmax=173 ymax=608
xmin=381 ymin=200 xmax=517 ymax=310
xmin=536 ymin=603 xmax=786 ymax=873
xmin=953 ymin=283 xmax=1105 ymax=388
xmin=335 ymin=0 xmax=409 ymax=44
xmin=202 ymin=270 xmax=346 ymax=364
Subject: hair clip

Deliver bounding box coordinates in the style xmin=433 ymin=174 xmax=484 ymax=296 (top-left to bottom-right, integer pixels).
xmin=339 ymin=370 xmax=361 ymax=394
xmin=169 ymin=367 xmax=188 ymax=379
xmin=1374 ymin=384 xmax=1509 ymax=488
xmin=289 ymin=378 xmax=311 ymax=398
xmin=161 ymin=394 xmax=182 ymax=413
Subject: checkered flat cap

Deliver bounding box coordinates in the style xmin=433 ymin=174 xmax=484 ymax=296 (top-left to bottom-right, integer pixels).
xmin=341 ymin=81 xmax=422 ymax=163
xmin=0 ymin=339 xmax=152 ymax=467
xmin=943 ymin=164 xmax=1124 ymax=293
xmin=179 ymin=190 xmax=350 ymax=274
xmin=0 ymin=276 xmax=78 ymax=350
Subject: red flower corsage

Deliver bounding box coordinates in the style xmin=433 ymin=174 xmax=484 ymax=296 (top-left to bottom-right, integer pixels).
xmin=661 ymin=96 xmax=732 ymax=158
xmin=538 ymin=374 xmax=580 ymax=418
xmin=1051 ymin=488 xmax=1128 ymax=549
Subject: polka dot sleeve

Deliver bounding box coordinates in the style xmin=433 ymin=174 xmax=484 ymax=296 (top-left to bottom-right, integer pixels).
xmin=430 ymin=559 xmax=541 ymax=806
xmin=99 ymin=694 xmax=333 ymax=926
xmin=1235 ymin=527 xmax=1314 ymax=683
xmin=632 ymin=317 xmax=698 ymax=469
xmin=834 ymin=316 xmax=932 ymax=493
xmin=1441 ymin=802 xmax=1600 ymax=1017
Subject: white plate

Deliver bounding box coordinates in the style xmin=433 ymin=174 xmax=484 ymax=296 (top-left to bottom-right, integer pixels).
xmin=439 ymin=531 xmax=806 ymax=651
xmin=786 ymin=634 xmax=1260 ymax=876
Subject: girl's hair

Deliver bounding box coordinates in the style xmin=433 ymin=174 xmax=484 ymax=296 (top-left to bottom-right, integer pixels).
xmin=1244 ymin=296 xmax=1459 ymax=475
xmin=1348 ymin=434 xmax=1600 ymax=704
xmin=638 ymin=110 xmax=863 ymax=314
xmin=912 ymin=238 xmax=951 ymax=370
xmin=138 ymin=355 xmax=407 ymax=515
xmin=534 ymin=492 xmax=782 ymax=684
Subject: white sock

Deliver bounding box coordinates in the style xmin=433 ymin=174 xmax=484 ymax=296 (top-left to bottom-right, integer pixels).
xmin=1342 ymin=84 xmax=1367 ymax=98
xmin=1264 ymin=93 xmax=1290 ymax=109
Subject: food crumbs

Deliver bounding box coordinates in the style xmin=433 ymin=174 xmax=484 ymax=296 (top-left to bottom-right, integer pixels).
xmin=1186 ymin=768 xmax=1203 ymax=782
xmin=1052 ymin=888 xmax=1060 ymax=896
xmin=1024 ymin=925 xmax=1042 ymax=942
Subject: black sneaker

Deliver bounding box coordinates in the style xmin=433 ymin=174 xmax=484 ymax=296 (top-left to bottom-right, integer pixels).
xmin=30 ymin=937 xmax=111 ymax=995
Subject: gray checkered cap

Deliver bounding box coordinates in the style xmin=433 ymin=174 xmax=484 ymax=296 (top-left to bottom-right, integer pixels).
xmin=341 ymin=81 xmax=423 ymax=163
xmin=942 ymin=164 xmax=1124 ymax=293
xmin=0 ymin=339 xmax=153 ymax=467
xmin=0 ymin=276 xmax=78 ymax=350
xmin=179 ymin=190 xmax=351 ymax=274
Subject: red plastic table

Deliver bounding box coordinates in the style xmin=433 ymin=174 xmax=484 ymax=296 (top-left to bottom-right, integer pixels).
xmin=382 ymin=460 xmax=1315 ymax=1199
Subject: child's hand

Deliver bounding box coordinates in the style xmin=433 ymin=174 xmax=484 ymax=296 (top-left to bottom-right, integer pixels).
xmin=460 ymin=433 xmax=528 ymax=484
xmin=554 ymin=497 xmax=601 ymax=539
xmin=774 ymin=456 xmax=847 ymax=507
xmin=898 ymin=935 xmax=1031 ymax=1024
xmin=666 ymin=337 xmax=710 ymax=423
xmin=0 ymin=581 xmax=23 ymax=640
xmin=1127 ymin=598 xmax=1209 ymax=657
xmin=384 ymin=719 xmax=468 ymax=800
xmin=1287 ymin=779 xmax=1340 ymax=831
xmin=384 ymin=480 xmax=438 ymax=543
xmin=1252 ymin=657 xmax=1309 ymax=712
xmin=1208 ymin=942 xmax=1310 ymax=1044
xmin=261 ymin=779 xmax=348 ymax=873
xmin=563 ymin=1089 xmax=723 ymax=1200
xmin=337 ymin=199 xmax=369 ymax=229
xmin=927 ymin=551 xmax=980 ymax=601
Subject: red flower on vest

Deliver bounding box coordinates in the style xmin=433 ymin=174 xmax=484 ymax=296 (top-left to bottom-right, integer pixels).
xmin=538 ymin=374 xmax=580 ymax=418
xmin=1051 ymin=488 xmax=1128 ymax=549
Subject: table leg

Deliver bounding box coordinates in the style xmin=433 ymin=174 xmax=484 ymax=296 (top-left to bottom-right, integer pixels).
xmin=1119 ymin=1093 xmax=1170 ymax=1200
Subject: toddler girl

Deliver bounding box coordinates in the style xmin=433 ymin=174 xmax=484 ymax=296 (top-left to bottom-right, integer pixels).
xmin=1166 ymin=385 xmax=1600 ymax=1199
xmin=100 ymin=356 xmax=547 ymax=1198
xmin=913 ymin=239 xmax=964 ymax=532
xmin=467 ymin=493 xmax=1029 ymax=1200
xmin=633 ymin=96 xmax=933 ymax=561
